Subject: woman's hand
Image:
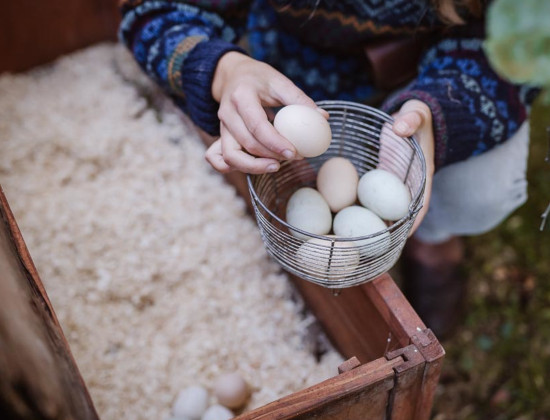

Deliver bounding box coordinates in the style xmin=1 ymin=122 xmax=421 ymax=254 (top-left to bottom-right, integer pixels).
xmin=391 ymin=99 xmax=435 ymax=235
xmin=206 ymin=52 xmax=326 ymax=174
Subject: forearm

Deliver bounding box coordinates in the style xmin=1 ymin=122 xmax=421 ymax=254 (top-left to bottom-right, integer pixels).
xmin=119 ymin=0 xmax=251 ymax=135
xmin=382 ymin=33 xmax=538 ymax=170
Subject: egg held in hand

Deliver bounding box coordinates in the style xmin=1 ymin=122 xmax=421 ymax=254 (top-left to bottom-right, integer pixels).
xmin=317 ymin=157 xmax=359 ymax=212
xmin=273 ymin=104 xmax=332 ymax=158
xmin=357 ymin=169 xmax=412 ymax=221
xmin=333 ymin=206 xmax=390 ymax=256
xmin=286 ymin=187 xmax=332 ymax=240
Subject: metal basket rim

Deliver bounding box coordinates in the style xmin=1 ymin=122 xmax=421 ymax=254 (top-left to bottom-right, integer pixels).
xmin=246 ymin=100 xmax=427 ymax=243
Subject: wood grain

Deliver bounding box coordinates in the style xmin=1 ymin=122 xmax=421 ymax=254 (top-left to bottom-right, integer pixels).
xmin=236 ymin=356 xmax=404 ymax=420
xmin=0 ymin=185 xmax=99 ymax=420
xmin=0 ymin=0 xmax=120 ymax=73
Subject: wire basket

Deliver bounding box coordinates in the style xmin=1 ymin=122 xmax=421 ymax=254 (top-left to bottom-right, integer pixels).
xmin=247 ymin=100 xmax=426 ymax=288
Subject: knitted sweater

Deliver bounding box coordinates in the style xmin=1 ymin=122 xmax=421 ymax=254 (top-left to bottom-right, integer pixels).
xmin=119 ymin=0 xmax=536 ymax=170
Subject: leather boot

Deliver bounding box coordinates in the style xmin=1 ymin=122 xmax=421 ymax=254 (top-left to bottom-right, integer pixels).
xmin=401 ymin=236 xmax=466 ymax=340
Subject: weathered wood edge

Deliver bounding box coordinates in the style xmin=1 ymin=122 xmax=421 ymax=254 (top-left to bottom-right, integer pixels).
xmin=235 ymin=356 xmax=404 ymax=420
xmin=0 ymin=185 xmax=100 ymax=420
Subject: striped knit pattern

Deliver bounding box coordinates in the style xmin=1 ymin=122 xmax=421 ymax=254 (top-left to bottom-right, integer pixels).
xmin=119 ymin=0 xmax=535 ymax=169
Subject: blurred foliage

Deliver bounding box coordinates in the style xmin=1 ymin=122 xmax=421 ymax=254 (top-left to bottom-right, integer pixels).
xmin=432 ymin=98 xmax=550 ymax=419
xmin=484 ymin=0 xmax=550 ymax=103
xmin=433 ymin=3 xmax=550 ymax=416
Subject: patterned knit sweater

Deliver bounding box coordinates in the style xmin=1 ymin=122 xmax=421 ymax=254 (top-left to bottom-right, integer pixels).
xmin=119 ymin=0 xmax=536 ymax=170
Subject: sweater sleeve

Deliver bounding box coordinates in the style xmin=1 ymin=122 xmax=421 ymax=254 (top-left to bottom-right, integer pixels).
xmin=381 ymin=24 xmax=539 ymax=171
xmin=119 ymin=1 xmax=252 ymax=135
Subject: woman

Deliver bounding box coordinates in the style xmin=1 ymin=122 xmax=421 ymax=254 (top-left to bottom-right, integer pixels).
xmin=119 ymin=0 xmax=536 ymax=338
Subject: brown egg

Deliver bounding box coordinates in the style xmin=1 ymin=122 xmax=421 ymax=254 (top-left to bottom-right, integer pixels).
xmin=213 ymin=372 xmax=250 ymax=409
xmin=317 ymin=157 xmax=359 ymax=213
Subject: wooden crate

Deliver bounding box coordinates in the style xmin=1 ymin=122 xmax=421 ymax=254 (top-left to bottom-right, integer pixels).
xmin=1 ymin=2 xmax=444 ymax=417
xmin=0 ymin=180 xmax=443 ymax=420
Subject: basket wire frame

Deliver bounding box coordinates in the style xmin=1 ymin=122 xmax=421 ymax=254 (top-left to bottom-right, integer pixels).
xmin=247 ymin=100 xmax=426 ymax=288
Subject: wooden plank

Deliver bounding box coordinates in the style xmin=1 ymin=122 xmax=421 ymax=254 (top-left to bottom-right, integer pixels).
xmin=363 ymin=274 xmax=427 ymax=343
xmin=410 ymin=330 xmax=445 ymax=420
xmin=0 ymin=0 xmax=120 ymax=73
xmin=386 ymin=344 xmax=426 ymax=420
xmin=366 ymin=275 xmax=445 ymax=420
xmin=291 ymin=277 xmax=396 ymax=362
xmin=236 ymin=356 xmax=404 ymax=420
xmin=0 ymin=185 xmax=99 ymax=420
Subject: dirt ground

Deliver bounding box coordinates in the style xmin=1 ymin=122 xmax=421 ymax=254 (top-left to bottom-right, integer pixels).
xmin=430 ymin=100 xmax=550 ymax=420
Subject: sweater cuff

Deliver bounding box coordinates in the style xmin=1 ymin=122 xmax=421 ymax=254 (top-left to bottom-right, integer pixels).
xmin=382 ymin=90 xmax=448 ymax=170
xmin=181 ymin=39 xmax=247 ymax=136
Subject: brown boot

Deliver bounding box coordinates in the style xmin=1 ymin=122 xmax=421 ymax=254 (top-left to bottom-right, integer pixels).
xmin=401 ymin=236 xmax=466 ymax=340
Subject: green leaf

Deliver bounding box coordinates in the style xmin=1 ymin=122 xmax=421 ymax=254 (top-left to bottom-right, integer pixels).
xmin=484 ymin=0 xmax=550 ymax=88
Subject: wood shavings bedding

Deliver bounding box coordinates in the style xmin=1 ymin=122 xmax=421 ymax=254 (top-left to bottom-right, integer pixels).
xmin=0 ymin=43 xmax=343 ymax=420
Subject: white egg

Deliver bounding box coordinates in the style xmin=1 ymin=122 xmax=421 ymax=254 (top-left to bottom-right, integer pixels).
xmin=273 ymin=104 xmax=332 ymax=157
xmin=357 ymin=169 xmax=412 ymax=221
xmin=202 ymin=405 xmax=234 ymax=420
xmin=333 ymin=206 xmax=390 ymax=256
xmin=296 ymin=236 xmax=360 ymax=279
xmin=172 ymin=385 xmax=209 ymax=420
xmin=316 ymin=157 xmax=359 ymax=212
xmin=286 ymin=187 xmax=332 ymax=240
xmin=213 ymin=372 xmax=250 ymax=409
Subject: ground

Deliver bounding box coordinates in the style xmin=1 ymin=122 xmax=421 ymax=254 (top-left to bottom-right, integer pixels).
xmin=431 ymin=98 xmax=550 ymax=420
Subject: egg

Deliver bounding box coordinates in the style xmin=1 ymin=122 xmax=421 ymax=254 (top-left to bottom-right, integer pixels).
xmin=357 ymin=169 xmax=412 ymax=221
xmin=316 ymin=157 xmax=359 ymax=212
xmin=273 ymin=104 xmax=332 ymax=157
xmin=286 ymin=187 xmax=332 ymax=240
xmin=202 ymin=405 xmax=234 ymax=420
xmin=333 ymin=206 xmax=390 ymax=256
xmin=172 ymin=385 xmax=209 ymax=420
xmin=296 ymin=236 xmax=360 ymax=279
xmin=213 ymin=372 xmax=250 ymax=409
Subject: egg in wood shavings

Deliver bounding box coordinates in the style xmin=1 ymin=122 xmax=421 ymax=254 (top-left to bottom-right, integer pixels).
xmin=286 ymin=187 xmax=332 ymax=240
xmin=317 ymin=157 xmax=359 ymax=212
xmin=357 ymin=169 xmax=412 ymax=221
xmin=201 ymin=405 xmax=234 ymax=420
xmin=333 ymin=206 xmax=390 ymax=256
xmin=172 ymin=385 xmax=209 ymax=420
xmin=273 ymin=104 xmax=332 ymax=157
xmin=296 ymin=236 xmax=360 ymax=279
xmin=213 ymin=372 xmax=250 ymax=409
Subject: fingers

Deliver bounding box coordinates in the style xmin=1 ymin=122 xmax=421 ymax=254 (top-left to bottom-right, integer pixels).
xmin=392 ymin=99 xmax=432 ymax=137
xmin=219 ymin=102 xmax=282 ymax=160
xmin=205 ymin=125 xmax=281 ymax=174
xmin=233 ymin=95 xmax=298 ymax=160
xmin=205 ymin=138 xmax=232 ymax=173
xmin=409 ymin=177 xmax=433 ymax=236
xmin=390 ymin=100 xmax=435 ymax=236
xmin=269 ymin=77 xmax=330 ymax=119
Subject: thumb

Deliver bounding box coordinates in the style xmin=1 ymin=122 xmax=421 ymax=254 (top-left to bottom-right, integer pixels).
xmin=392 ymin=99 xmax=432 ymax=137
